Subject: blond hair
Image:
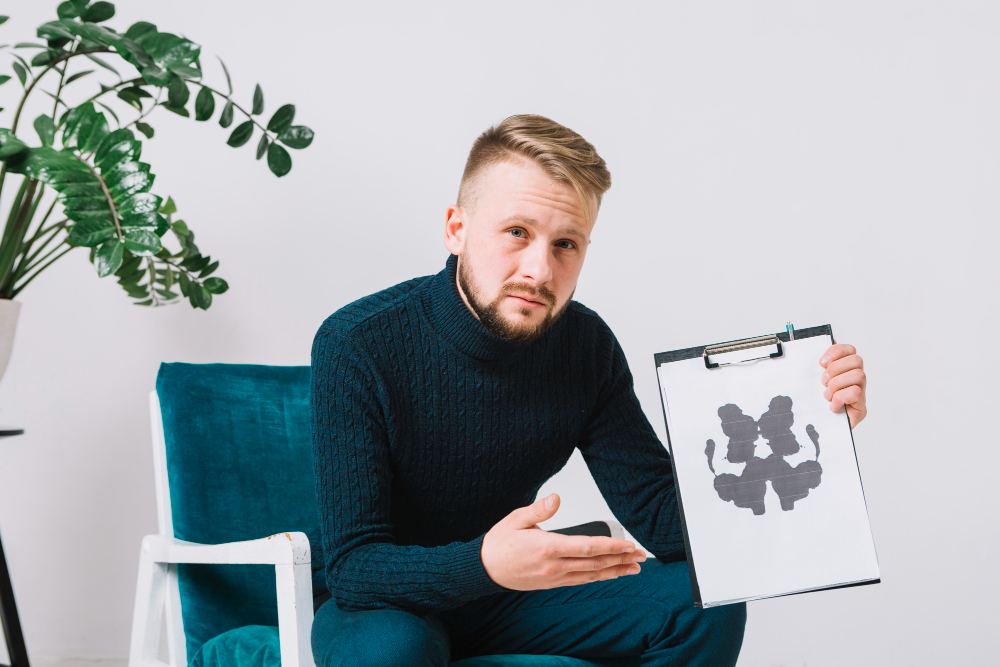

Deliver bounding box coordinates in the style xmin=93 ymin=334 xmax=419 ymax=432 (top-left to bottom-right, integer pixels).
xmin=457 ymin=114 xmax=611 ymax=223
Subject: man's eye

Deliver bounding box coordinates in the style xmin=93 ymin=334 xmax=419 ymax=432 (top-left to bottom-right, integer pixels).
xmin=509 ymin=229 xmax=525 ymax=238
xmin=556 ymin=240 xmax=575 ymax=250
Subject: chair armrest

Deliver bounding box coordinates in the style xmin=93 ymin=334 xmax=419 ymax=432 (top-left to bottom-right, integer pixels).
xmin=141 ymin=532 xmax=310 ymax=566
xmin=549 ymin=520 xmax=625 ymax=539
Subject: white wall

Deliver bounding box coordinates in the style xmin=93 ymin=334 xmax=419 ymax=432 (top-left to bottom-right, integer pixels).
xmin=0 ymin=1 xmax=997 ymax=665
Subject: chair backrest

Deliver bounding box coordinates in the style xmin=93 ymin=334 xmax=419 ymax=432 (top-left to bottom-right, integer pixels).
xmin=154 ymin=363 xmax=321 ymax=660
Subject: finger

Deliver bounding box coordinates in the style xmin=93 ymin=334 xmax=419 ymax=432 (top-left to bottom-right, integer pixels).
xmin=847 ymin=403 xmax=867 ymax=428
xmin=819 ymin=343 xmax=857 ymax=368
xmin=829 ymin=384 xmax=865 ymax=413
xmin=558 ymin=549 xmax=647 ymax=575
xmin=821 ymin=354 xmax=863 ymax=386
xmin=542 ymin=533 xmax=636 ymax=558
xmin=823 ymin=368 xmax=866 ymax=400
xmin=557 ymin=562 xmax=642 ymax=587
xmin=508 ymin=493 xmax=560 ymax=529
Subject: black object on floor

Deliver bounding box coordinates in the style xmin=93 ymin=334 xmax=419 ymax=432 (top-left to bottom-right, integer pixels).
xmin=0 ymin=428 xmax=29 ymax=667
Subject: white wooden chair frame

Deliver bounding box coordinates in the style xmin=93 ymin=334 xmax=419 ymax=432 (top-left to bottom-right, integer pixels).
xmin=129 ymin=391 xmax=316 ymax=667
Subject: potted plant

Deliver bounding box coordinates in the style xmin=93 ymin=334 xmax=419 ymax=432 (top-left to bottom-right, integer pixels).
xmin=0 ymin=0 xmax=314 ymax=384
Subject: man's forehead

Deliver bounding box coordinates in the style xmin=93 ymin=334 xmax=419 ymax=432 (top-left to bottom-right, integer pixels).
xmin=479 ymin=160 xmax=594 ymax=227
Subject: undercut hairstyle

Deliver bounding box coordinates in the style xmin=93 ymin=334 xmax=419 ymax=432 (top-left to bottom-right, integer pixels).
xmin=457 ymin=114 xmax=612 ymax=223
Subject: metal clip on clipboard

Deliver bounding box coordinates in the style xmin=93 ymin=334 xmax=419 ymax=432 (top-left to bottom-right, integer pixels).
xmin=703 ymin=334 xmax=784 ymax=369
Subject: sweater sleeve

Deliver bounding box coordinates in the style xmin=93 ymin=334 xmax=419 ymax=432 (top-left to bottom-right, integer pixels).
xmin=311 ymin=329 xmax=506 ymax=613
xmin=577 ymin=330 xmax=687 ymax=562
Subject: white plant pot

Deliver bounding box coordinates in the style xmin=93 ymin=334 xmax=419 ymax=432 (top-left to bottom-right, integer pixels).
xmin=0 ymin=299 xmax=21 ymax=385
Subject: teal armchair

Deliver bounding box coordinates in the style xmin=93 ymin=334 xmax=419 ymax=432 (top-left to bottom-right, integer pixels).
xmin=128 ymin=363 xmax=640 ymax=667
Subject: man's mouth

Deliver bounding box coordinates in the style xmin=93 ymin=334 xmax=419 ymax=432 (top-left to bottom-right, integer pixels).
xmin=507 ymin=294 xmax=547 ymax=308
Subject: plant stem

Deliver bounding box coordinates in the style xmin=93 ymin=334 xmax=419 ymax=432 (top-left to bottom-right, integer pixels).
xmin=17 ymin=237 xmax=67 ymax=278
xmin=10 ymin=48 xmax=112 ymax=135
xmin=80 ymin=76 xmax=145 ymax=106
xmin=15 ymin=214 xmax=67 ymax=282
xmin=11 ymin=187 xmax=53 ymax=279
xmin=52 ymin=40 xmax=75 ymax=119
xmin=0 ymin=179 xmax=39 ymax=296
xmin=122 ymin=88 xmax=163 ymax=131
xmin=74 ymin=156 xmax=121 ymax=237
xmin=10 ymin=245 xmax=74 ymax=298
xmin=191 ymin=82 xmax=276 ymax=141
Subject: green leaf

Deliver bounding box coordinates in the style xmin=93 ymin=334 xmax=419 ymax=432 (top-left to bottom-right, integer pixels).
xmin=123 ymin=229 xmax=161 ymax=256
xmin=135 ymin=122 xmax=154 ymax=139
xmin=96 ymin=101 xmax=120 ymax=125
xmin=61 ymin=103 xmax=110 ymax=153
xmin=94 ymin=238 xmax=124 ymax=277
xmin=203 ymin=277 xmax=228 ymax=294
xmin=171 ymin=220 xmax=189 ymax=236
xmin=14 ymin=42 xmax=47 ymax=49
xmin=0 ymin=17 xmax=8 ymax=26
xmin=57 ymin=1 xmax=83 ymax=19
xmin=34 ymin=114 xmax=55 ymax=147
xmin=12 ymin=62 xmax=27 ymax=87
xmin=85 ymin=53 xmax=119 ymax=75
xmin=219 ymin=100 xmax=234 ymax=128
xmin=159 ymin=196 xmax=177 ymax=215
xmin=267 ymin=142 xmax=291 ymax=177
xmin=252 ymin=83 xmax=263 ymax=115
xmin=140 ymin=65 xmax=171 ymax=86
xmin=159 ymin=37 xmax=201 ymax=72
xmin=189 ymin=284 xmax=212 ymax=309
xmin=133 ymin=299 xmax=153 ymax=306
xmin=167 ymin=75 xmax=189 ymax=107
xmin=267 ymin=104 xmax=295 ymax=133
xmin=161 ymin=104 xmax=190 ymax=117
xmin=82 ymin=2 xmax=116 ymax=23
xmin=36 ymin=21 xmax=75 ymax=41
xmin=0 ymin=134 xmax=28 ymax=159
xmin=277 ymin=125 xmax=314 ymax=149
xmin=156 ymin=288 xmax=179 ymax=300
xmin=217 ymin=56 xmax=232 ymax=95
xmin=30 ymin=49 xmax=60 ymax=67
xmin=194 ymin=87 xmax=214 ymax=121
xmin=117 ymin=256 xmax=143 ymax=277
xmin=64 ymin=69 xmax=94 ymax=85
xmin=256 ymin=134 xmax=269 ymax=160
xmin=124 ymin=22 xmax=157 ymax=41
xmin=0 ymin=75 xmax=9 ymax=86
xmin=227 ymin=120 xmax=253 ymax=147
xmin=119 ymin=193 xmax=162 ymax=216
xmin=94 ymin=128 xmax=137 ymax=166
xmin=198 ymin=260 xmax=219 ymax=278
xmin=67 ymin=218 xmax=116 ymax=247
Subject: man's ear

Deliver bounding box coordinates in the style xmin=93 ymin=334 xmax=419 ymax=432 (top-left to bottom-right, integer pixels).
xmin=444 ymin=205 xmax=467 ymax=255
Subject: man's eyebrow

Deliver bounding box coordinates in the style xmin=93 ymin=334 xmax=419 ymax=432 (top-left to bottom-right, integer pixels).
xmin=500 ymin=215 xmax=588 ymax=241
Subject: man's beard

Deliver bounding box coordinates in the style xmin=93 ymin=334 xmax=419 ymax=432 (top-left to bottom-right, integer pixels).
xmin=457 ymin=256 xmax=571 ymax=344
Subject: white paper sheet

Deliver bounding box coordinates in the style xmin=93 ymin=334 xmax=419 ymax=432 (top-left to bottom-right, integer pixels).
xmin=656 ymin=334 xmax=879 ymax=607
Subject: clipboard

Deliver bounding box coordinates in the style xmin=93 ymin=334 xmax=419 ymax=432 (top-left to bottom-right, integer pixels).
xmin=654 ymin=325 xmax=880 ymax=608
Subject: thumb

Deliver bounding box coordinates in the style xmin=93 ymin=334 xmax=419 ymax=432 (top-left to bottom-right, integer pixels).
xmin=510 ymin=493 xmax=560 ymax=529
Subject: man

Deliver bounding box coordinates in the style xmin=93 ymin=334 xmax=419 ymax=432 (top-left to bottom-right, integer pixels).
xmin=310 ymin=115 xmax=868 ymax=666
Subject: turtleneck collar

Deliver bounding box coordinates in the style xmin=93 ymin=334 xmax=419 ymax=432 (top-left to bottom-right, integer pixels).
xmin=421 ymin=254 xmax=534 ymax=362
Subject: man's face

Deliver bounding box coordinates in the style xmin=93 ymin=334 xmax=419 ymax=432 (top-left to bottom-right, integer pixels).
xmin=444 ymin=159 xmax=596 ymax=343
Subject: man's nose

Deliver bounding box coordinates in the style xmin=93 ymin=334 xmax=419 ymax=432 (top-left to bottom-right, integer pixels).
xmin=518 ymin=241 xmax=554 ymax=287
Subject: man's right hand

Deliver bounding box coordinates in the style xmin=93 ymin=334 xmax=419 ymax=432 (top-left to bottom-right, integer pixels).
xmin=480 ymin=493 xmax=647 ymax=591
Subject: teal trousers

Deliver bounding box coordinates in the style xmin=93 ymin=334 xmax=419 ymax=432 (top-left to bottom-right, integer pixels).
xmin=312 ymin=558 xmax=746 ymax=666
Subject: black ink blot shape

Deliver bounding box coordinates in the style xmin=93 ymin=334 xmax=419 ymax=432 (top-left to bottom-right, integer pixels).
xmin=717 ymin=404 xmax=758 ymax=464
xmin=706 ymin=396 xmax=823 ymax=515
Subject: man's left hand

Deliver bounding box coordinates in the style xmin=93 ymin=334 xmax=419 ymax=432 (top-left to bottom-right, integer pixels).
xmin=820 ymin=343 xmax=867 ymax=428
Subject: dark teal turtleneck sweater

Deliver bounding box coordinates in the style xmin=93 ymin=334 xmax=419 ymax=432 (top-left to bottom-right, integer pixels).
xmin=310 ymin=254 xmax=683 ymax=613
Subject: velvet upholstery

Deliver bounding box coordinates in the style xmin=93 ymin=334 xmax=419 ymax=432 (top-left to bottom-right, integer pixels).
xmin=156 ymin=362 xmax=640 ymax=667
xmin=156 ymin=363 xmax=322 ymax=660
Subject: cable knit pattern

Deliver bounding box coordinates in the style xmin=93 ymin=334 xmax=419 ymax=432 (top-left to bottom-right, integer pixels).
xmin=311 ymin=254 xmax=684 ymax=614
